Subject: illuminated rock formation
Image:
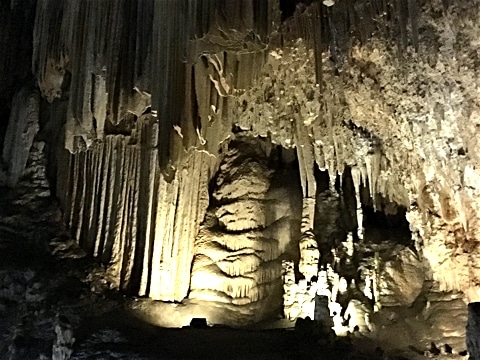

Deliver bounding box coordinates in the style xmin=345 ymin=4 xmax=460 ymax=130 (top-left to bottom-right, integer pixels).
xmin=2 ymin=0 xmax=480 ymax=356
xmin=189 ymin=138 xmax=295 ymax=322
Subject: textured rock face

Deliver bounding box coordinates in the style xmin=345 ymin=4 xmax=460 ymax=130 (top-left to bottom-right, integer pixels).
xmin=56 ymin=116 xmax=217 ymax=301
xmin=468 ymin=302 xmax=480 ymax=360
xmin=378 ymin=247 xmax=424 ymax=307
xmin=339 ymin=2 xmax=480 ymax=297
xmin=235 ymin=0 xmax=480 ymax=306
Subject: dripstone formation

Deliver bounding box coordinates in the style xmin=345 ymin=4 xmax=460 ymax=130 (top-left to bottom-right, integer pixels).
xmin=2 ymin=0 xmax=480 ymax=358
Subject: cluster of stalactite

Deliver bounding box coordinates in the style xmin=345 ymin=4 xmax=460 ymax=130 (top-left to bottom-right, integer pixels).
xmin=29 ymin=0 xmax=426 ymax=160
xmin=57 ymin=116 xmax=216 ymax=300
xmin=32 ymin=0 xmax=413 ymax=306
xmin=32 ymin=0 xmax=277 ymax=158
xmin=30 ymin=0 xmax=274 ymax=302
xmin=277 ymin=0 xmax=421 ymax=86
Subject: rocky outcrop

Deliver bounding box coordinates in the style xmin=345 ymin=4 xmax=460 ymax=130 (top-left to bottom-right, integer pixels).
xmin=52 ymin=315 xmax=75 ymax=360
xmin=378 ymin=247 xmax=424 ymax=307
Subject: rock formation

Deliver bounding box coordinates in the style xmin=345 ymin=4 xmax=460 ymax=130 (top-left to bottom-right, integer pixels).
xmin=2 ymin=0 xmax=480 ymax=357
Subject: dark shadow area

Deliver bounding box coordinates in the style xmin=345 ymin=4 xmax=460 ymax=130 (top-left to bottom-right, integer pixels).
xmin=362 ymin=201 xmax=412 ymax=246
xmin=279 ymin=0 xmax=314 ymax=21
xmin=467 ymin=302 xmax=480 ymax=359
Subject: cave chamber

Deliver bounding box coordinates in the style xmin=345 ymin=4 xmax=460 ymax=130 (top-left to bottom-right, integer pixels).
xmin=2 ymin=0 xmax=480 ymax=358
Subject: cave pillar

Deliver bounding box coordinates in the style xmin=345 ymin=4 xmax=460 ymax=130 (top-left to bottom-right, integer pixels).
xmin=148 ymin=149 xmax=216 ymax=301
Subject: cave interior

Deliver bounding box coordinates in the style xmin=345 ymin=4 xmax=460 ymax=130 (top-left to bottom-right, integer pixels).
xmin=1 ymin=0 xmax=480 ymax=359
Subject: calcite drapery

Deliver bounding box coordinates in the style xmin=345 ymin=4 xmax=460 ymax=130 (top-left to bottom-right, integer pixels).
xmin=57 ymin=116 xmax=216 ymax=300
xmin=35 ymin=0 xmax=274 ymax=301
xmin=32 ymin=0 xmax=276 ymax=156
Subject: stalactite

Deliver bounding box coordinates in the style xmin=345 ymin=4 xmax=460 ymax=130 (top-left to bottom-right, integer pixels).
xmin=311 ymin=3 xmax=323 ymax=88
xmin=351 ymin=166 xmax=364 ymax=240
xmin=151 ymin=1 xmax=191 ymax=169
xmin=295 ymin=119 xmax=316 ymax=199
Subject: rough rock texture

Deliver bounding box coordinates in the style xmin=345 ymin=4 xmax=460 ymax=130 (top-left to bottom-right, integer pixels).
xmin=231 ymin=0 xmax=480 ymax=334
xmin=0 ymin=135 xmax=118 ymax=360
xmin=378 ymin=247 xmax=424 ymax=307
xmin=336 ymin=2 xmax=480 ymax=299
xmin=468 ymin=302 xmax=480 ymax=360
xmin=52 ymin=315 xmax=75 ymax=360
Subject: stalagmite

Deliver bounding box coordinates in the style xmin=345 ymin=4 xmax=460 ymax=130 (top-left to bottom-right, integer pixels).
xmin=188 ymin=139 xmax=289 ymax=321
